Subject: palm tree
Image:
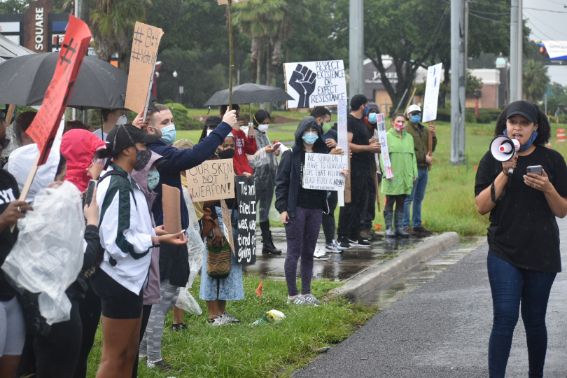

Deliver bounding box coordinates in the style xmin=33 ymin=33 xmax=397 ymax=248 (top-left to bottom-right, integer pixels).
xmin=233 ymin=0 xmax=288 ymax=86
xmin=89 ymin=0 xmax=151 ymax=66
xmin=523 ymin=59 xmax=550 ymax=103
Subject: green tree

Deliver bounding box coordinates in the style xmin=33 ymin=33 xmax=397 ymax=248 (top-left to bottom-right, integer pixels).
xmin=89 ymin=0 xmax=151 ymax=64
xmin=233 ymin=0 xmax=288 ymax=86
xmin=523 ymin=59 xmax=549 ymax=103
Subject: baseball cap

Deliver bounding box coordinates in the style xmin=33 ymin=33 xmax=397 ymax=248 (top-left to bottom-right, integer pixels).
xmin=106 ymin=124 xmax=156 ymax=157
xmin=506 ymin=100 xmax=537 ymax=123
xmin=406 ymin=104 xmax=422 ymax=115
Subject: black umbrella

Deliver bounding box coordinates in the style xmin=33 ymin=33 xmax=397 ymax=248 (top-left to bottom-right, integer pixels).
xmin=204 ymin=82 xmax=293 ymax=106
xmin=0 ymin=52 xmax=127 ymax=109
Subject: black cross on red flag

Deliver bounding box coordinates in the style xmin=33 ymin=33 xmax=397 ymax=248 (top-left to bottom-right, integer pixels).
xmin=26 ymin=15 xmax=92 ymax=165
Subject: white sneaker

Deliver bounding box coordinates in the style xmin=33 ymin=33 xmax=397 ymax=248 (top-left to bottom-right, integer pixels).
xmin=325 ymin=243 xmax=343 ymax=254
xmin=313 ymin=247 xmax=329 ymax=260
xmin=333 ymin=239 xmax=347 ymax=251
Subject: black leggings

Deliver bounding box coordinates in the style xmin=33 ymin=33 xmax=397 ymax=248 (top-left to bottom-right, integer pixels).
xmin=74 ymin=283 xmax=101 ymax=378
xmin=34 ymin=300 xmax=83 ymax=378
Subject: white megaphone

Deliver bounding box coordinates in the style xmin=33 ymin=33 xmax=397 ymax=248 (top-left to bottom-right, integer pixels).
xmin=490 ymin=136 xmax=520 ymax=175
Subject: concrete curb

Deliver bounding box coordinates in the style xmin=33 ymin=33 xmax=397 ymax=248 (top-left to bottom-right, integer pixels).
xmin=326 ymin=232 xmax=460 ymax=304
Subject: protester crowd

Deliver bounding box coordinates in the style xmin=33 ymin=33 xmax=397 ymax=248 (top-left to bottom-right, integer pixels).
xmin=0 ymin=93 xmax=441 ymax=377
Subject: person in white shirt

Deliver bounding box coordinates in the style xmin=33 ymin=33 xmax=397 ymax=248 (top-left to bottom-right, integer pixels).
xmin=91 ymin=124 xmax=185 ymax=378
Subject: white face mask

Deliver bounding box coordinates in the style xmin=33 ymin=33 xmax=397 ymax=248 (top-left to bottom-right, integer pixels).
xmin=116 ymin=115 xmax=127 ymax=126
xmin=258 ymin=124 xmax=269 ymax=133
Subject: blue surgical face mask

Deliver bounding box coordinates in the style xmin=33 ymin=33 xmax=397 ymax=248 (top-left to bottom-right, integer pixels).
xmin=147 ymin=168 xmax=160 ymax=191
xmin=505 ymin=129 xmax=538 ymax=152
xmin=160 ymin=123 xmax=176 ymax=144
xmin=302 ymin=131 xmax=318 ymax=145
xmin=409 ymin=114 xmax=421 ymax=124
xmin=368 ymin=112 xmax=377 ymax=124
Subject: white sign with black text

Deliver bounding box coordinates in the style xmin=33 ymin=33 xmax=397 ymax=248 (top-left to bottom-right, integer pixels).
xmin=302 ymin=153 xmax=346 ymax=191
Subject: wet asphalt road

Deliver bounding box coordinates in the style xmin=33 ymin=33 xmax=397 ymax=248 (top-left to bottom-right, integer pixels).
xmin=295 ymin=219 xmax=567 ymax=378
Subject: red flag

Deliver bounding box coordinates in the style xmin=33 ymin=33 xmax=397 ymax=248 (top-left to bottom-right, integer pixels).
xmin=255 ymin=279 xmax=263 ymax=298
xmin=26 ymin=15 xmax=92 ymax=165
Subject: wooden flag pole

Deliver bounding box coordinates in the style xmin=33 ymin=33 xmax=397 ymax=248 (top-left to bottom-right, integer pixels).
xmin=227 ymin=0 xmax=234 ymax=108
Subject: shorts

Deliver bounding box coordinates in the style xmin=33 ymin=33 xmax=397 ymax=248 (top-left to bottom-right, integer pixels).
xmin=0 ymin=297 xmax=25 ymax=356
xmin=91 ymin=269 xmax=143 ymax=319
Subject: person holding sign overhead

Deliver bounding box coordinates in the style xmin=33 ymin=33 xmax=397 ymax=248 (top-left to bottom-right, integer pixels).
xmin=275 ymin=116 xmax=340 ymax=306
xmin=380 ymin=114 xmax=417 ymax=238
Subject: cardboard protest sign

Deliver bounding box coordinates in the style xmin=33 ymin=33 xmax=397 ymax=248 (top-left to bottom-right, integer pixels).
xmin=162 ymin=184 xmax=181 ymax=233
xmin=26 ymin=15 xmax=91 ymax=165
xmin=125 ymin=22 xmax=164 ymax=115
xmin=186 ymin=159 xmax=235 ymax=202
xmin=284 ymin=60 xmax=346 ymax=109
xmin=376 ymin=113 xmax=393 ymax=179
xmin=422 ymin=63 xmax=443 ymax=123
xmin=235 ymin=175 xmax=256 ymax=265
xmin=302 ymin=153 xmax=346 ymax=191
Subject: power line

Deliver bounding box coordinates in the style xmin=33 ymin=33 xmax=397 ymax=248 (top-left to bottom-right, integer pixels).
xmin=527 ymin=11 xmax=567 ymax=39
xmin=524 ymin=6 xmax=567 ymax=14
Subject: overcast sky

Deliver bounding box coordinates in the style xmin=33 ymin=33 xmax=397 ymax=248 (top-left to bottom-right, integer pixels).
xmin=523 ymin=0 xmax=567 ymax=85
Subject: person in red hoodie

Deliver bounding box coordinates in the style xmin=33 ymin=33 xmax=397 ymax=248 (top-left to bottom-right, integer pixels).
xmin=220 ymin=105 xmax=257 ymax=175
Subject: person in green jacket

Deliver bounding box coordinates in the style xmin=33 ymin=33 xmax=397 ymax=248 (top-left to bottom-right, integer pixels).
xmin=380 ymin=114 xmax=417 ymax=237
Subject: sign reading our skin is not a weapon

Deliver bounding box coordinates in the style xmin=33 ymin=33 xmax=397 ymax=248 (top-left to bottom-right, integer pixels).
xmin=284 ymin=60 xmax=347 ymax=109
xmin=185 ymin=159 xmax=235 ymax=202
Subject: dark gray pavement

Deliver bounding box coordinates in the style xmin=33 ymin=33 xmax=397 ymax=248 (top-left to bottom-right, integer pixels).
xmin=295 ymin=218 xmax=567 ymax=377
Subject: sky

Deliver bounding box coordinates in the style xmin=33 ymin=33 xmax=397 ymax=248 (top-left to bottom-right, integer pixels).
xmin=523 ymin=0 xmax=567 ymax=85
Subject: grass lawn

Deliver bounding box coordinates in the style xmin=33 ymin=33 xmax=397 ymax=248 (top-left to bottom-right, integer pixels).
xmin=87 ymin=276 xmax=375 ymax=377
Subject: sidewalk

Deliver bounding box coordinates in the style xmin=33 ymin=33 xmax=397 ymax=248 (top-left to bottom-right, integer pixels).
xmin=294 ymin=218 xmax=567 ymax=377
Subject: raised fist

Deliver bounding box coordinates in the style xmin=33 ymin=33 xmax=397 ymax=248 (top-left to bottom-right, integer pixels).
xmin=289 ymin=64 xmax=317 ymax=108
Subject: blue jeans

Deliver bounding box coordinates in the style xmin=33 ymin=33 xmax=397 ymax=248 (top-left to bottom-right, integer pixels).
xmin=402 ymin=167 xmax=428 ymax=228
xmin=487 ymin=253 xmax=556 ymax=378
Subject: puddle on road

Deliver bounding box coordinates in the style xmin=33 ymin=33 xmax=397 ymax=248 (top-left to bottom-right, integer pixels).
xmin=367 ymin=237 xmax=483 ymax=309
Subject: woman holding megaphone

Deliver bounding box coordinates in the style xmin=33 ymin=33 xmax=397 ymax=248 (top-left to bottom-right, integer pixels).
xmin=475 ymin=100 xmax=567 ymax=378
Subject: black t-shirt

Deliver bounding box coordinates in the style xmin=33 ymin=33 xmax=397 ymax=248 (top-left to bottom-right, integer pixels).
xmin=0 ymin=169 xmax=20 ymax=300
xmin=474 ymin=146 xmax=567 ymax=272
xmin=348 ymin=114 xmax=372 ymax=172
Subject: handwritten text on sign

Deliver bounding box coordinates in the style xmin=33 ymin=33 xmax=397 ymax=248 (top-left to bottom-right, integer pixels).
xmin=302 ymin=153 xmax=346 ymax=191
xmin=284 ymin=60 xmax=346 ymax=109
xmin=125 ymin=22 xmax=163 ymax=114
xmin=186 ymin=159 xmax=235 ymax=202
xmin=235 ymin=176 xmax=256 ymax=265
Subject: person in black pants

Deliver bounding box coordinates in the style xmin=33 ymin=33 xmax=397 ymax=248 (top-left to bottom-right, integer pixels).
xmin=337 ymin=95 xmax=381 ymax=248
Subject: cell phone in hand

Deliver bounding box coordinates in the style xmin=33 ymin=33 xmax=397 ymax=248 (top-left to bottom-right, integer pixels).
xmin=526 ymin=165 xmax=543 ymax=175
xmin=84 ymin=180 xmax=97 ymax=207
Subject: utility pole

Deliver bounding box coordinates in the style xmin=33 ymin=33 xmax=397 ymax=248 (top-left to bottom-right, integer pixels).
xmin=349 ymin=0 xmax=364 ymax=97
xmin=451 ymin=0 xmax=466 ymax=164
xmin=509 ymin=0 xmax=523 ymax=101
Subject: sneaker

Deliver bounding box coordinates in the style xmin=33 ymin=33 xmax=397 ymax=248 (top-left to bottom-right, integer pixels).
xmin=338 ymin=237 xmax=351 ymax=249
xmin=171 ymin=323 xmax=187 ymax=331
xmin=313 ymin=247 xmax=329 ymax=260
xmin=301 ymin=293 xmax=321 ymax=306
xmin=221 ymin=312 xmax=240 ymax=323
xmin=412 ymin=226 xmax=432 ymax=237
xmin=332 ymin=239 xmax=347 ymax=251
xmin=356 ymin=238 xmax=371 ymax=247
xmin=208 ymin=315 xmax=232 ymax=326
xmin=147 ymin=359 xmax=172 ymax=371
xmin=288 ymin=294 xmax=320 ymax=306
xmin=325 ymin=243 xmax=343 ymax=253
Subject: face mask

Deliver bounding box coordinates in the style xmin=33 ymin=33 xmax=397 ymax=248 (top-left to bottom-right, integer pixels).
xmin=368 ymin=113 xmax=377 ymax=124
xmin=116 ymin=115 xmax=127 ymax=126
xmin=218 ymin=148 xmax=235 ymax=159
xmin=506 ymin=130 xmax=538 ymax=152
xmin=134 ymin=149 xmax=151 ymax=171
xmin=160 ymin=123 xmax=176 ymax=144
xmin=302 ymin=131 xmax=318 ymax=145
xmin=147 ymin=168 xmax=160 ymax=191
xmin=409 ymin=114 xmax=421 ymax=124
xmin=258 ymin=124 xmax=269 ymax=133
xmin=394 ymin=122 xmax=405 ymax=132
